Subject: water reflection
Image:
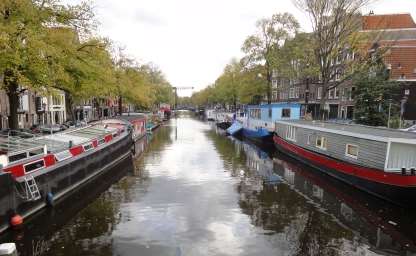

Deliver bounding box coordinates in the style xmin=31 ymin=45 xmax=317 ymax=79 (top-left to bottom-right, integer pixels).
xmin=209 ymin=127 xmax=416 ymax=255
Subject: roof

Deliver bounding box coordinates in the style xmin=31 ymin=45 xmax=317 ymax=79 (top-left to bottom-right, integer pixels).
xmin=363 ymin=13 xmax=416 ymax=30
xmin=384 ymin=46 xmax=416 ymax=80
xmin=371 ymin=29 xmax=416 ymax=41
xmin=276 ymin=120 xmax=416 ymax=143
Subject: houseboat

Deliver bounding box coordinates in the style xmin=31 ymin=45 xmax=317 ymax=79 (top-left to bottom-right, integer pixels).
xmin=120 ymin=113 xmax=147 ymax=156
xmin=205 ymin=109 xmax=216 ymax=121
xmin=273 ymin=120 xmax=416 ymax=205
xmin=0 ymin=119 xmax=133 ymax=233
xmin=238 ymin=103 xmax=301 ymax=142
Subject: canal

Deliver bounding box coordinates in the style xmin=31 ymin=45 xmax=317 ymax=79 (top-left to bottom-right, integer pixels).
xmin=2 ymin=112 xmax=416 ymax=255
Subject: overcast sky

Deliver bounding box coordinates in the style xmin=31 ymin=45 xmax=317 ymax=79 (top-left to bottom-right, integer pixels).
xmin=66 ymin=0 xmax=416 ymax=96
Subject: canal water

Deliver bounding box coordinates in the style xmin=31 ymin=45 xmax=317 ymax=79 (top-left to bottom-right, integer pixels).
xmin=2 ymin=112 xmax=416 ymax=255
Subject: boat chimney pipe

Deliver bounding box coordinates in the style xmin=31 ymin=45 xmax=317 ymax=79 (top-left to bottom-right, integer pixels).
xmin=401 ymin=167 xmax=406 ymax=175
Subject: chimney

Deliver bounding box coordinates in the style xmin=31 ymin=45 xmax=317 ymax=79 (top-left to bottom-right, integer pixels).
xmin=369 ymin=10 xmax=374 ymax=15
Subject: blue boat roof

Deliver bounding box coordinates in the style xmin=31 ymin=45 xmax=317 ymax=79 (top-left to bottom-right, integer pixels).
xmin=247 ymin=103 xmax=301 ymax=109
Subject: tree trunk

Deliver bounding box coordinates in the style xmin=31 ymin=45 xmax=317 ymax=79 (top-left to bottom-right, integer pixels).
xmin=319 ymin=83 xmax=329 ymax=120
xmin=266 ymin=62 xmax=272 ymax=105
xmin=65 ymin=92 xmax=76 ymax=122
xmin=118 ymin=95 xmax=123 ymax=115
xmin=4 ymin=71 xmax=19 ymax=130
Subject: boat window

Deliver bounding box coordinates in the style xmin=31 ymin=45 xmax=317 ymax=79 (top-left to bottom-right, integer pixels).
xmin=307 ymin=135 xmax=311 ymax=145
xmin=286 ymin=125 xmax=296 ymax=142
xmin=24 ymin=159 xmax=45 ymax=174
xmin=316 ymin=136 xmax=327 ymax=150
xmin=55 ymin=150 xmax=72 ymax=162
xmin=97 ymin=138 xmax=106 ymax=146
xmin=268 ymin=108 xmax=272 ymax=118
xmin=282 ymin=108 xmax=291 ymax=118
xmin=249 ymin=109 xmax=261 ymax=119
xmin=9 ymin=152 xmax=28 ymax=163
xmin=83 ymin=143 xmax=94 ymax=151
xmin=345 ymin=144 xmax=358 ymax=159
xmin=29 ymin=148 xmax=44 ymax=157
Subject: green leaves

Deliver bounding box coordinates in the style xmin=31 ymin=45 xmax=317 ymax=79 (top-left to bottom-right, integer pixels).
xmin=0 ymin=0 xmax=172 ymax=115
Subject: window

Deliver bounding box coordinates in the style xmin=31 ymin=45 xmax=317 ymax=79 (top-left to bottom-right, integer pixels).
xmin=334 ymin=88 xmax=339 ymax=99
xmin=307 ymin=135 xmax=311 ymax=145
xmin=9 ymin=152 xmax=27 ymax=163
xmin=282 ymin=108 xmax=291 ymax=118
xmin=24 ymin=159 xmax=45 ymax=174
xmin=350 ymin=87 xmax=356 ymax=100
xmin=83 ymin=143 xmax=94 ymax=151
xmin=29 ymin=148 xmax=44 ymax=157
xmin=272 ymin=80 xmax=278 ymax=88
xmin=295 ymin=87 xmax=300 ymax=98
xmin=272 ymin=91 xmax=278 ymax=100
xmin=317 ymin=87 xmax=322 ymax=99
xmin=286 ymin=125 xmax=296 ymax=142
xmin=289 ymin=88 xmax=295 ymax=98
xmin=55 ymin=150 xmax=72 ymax=162
xmin=316 ymin=136 xmax=327 ymax=150
xmin=335 ymin=69 xmax=342 ymax=81
xmin=268 ymin=108 xmax=272 ymax=118
xmin=250 ymin=109 xmax=261 ymax=119
xmin=328 ymin=89 xmax=334 ymax=99
xmin=345 ymin=144 xmax=358 ymax=159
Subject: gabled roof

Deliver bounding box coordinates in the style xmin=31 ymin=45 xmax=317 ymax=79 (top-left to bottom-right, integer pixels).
xmin=362 ymin=13 xmax=416 ymax=30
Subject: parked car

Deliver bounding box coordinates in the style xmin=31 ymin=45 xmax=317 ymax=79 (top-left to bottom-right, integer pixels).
xmin=39 ymin=124 xmax=67 ymax=134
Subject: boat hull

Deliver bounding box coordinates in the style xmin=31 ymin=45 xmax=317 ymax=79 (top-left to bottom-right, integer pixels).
xmin=242 ymin=128 xmax=273 ymax=144
xmin=0 ymin=130 xmax=133 ymax=233
xmin=216 ymin=121 xmax=232 ymax=130
xmin=273 ymin=135 xmax=416 ymax=206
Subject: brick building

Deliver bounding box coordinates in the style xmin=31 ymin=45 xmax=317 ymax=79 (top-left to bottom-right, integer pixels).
xmin=272 ymin=13 xmax=416 ymax=121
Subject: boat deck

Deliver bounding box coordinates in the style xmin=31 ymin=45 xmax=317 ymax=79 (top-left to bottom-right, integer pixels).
xmin=0 ymin=126 xmax=115 ymax=155
xmin=277 ymin=120 xmax=416 ymax=140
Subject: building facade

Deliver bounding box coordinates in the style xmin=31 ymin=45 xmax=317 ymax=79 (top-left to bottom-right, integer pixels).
xmin=271 ymin=12 xmax=416 ymax=122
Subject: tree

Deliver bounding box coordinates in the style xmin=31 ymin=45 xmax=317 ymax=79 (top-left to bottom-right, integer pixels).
xmin=353 ymin=57 xmax=400 ymax=127
xmin=214 ymin=59 xmax=242 ymax=109
xmin=241 ymin=13 xmax=299 ymax=104
xmin=293 ymin=0 xmax=372 ymax=119
xmin=0 ymin=0 xmax=96 ymax=129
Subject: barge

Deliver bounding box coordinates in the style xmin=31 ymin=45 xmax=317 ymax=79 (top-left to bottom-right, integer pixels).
xmin=273 ymin=120 xmax=416 ymax=205
xmin=0 ymin=119 xmax=134 ymax=232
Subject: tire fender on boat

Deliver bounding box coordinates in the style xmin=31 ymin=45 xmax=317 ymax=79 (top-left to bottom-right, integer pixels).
xmin=46 ymin=192 xmax=54 ymax=207
xmin=131 ymin=143 xmax=136 ymax=155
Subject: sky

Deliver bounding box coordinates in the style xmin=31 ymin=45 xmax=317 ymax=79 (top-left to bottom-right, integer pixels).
xmin=65 ymin=0 xmax=416 ymax=96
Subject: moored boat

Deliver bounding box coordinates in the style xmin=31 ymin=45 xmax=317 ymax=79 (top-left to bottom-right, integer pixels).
xmin=273 ymin=120 xmax=416 ymax=205
xmin=238 ymin=103 xmax=301 ymax=143
xmin=226 ymin=121 xmax=243 ymax=136
xmin=0 ymin=119 xmax=133 ymax=232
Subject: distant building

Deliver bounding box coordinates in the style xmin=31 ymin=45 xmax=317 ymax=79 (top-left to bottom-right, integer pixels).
xmin=35 ymin=89 xmax=66 ymax=125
